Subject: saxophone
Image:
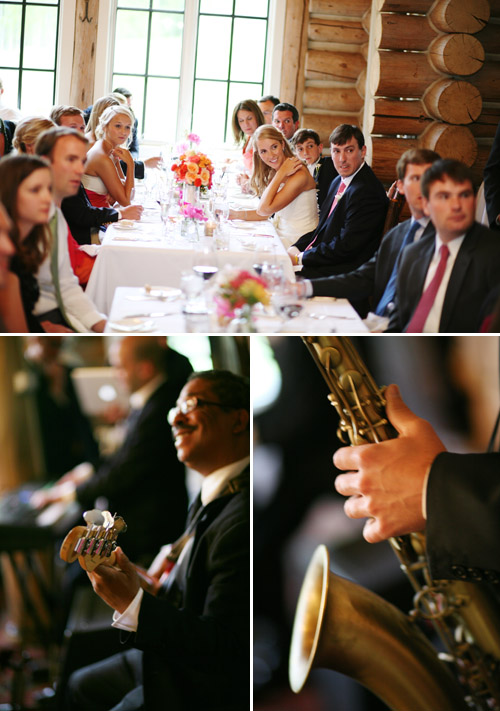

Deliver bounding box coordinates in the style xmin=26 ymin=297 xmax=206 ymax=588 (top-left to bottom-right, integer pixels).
xmin=289 ymin=336 xmax=500 ymax=711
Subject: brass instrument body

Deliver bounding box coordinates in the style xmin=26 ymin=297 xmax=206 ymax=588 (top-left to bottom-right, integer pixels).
xmin=289 ymin=336 xmax=500 ymax=711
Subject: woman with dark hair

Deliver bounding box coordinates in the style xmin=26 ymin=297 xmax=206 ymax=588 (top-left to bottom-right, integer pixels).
xmin=0 ymin=154 xmax=52 ymax=331
xmin=83 ymin=105 xmax=135 ymax=208
xmin=229 ymin=125 xmax=318 ymax=248
xmin=232 ymin=99 xmax=265 ymax=174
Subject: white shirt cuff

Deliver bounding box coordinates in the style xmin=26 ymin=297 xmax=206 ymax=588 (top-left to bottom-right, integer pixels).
xmin=304 ymin=280 xmax=313 ymax=297
xmin=112 ymin=587 xmax=144 ymax=632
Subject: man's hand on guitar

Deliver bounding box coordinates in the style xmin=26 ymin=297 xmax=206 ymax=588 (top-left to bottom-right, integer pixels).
xmin=87 ymin=547 xmax=141 ymax=614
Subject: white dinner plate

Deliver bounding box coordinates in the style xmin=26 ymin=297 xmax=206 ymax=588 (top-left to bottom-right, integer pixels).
xmin=108 ymin=318 xmax=155 ymax=332
xmin=144 ymin=285 xmax=182 ymax=300
xmin=114 ymin=221 xmax=139 ymax=231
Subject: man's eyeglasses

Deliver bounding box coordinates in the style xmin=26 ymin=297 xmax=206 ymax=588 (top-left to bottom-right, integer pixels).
xmin=168 ymin=396 xmax=233 ymax=425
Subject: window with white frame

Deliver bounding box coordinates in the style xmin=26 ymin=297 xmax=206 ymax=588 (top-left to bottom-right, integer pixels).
xmin=111 ymin=0 xmax=271 ymax=145
xmin=0 ymin=0 xmax=60 ymax=116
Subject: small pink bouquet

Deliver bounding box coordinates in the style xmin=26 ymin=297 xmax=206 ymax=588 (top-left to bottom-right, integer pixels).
xmin=180 ymin=203 xmax=207 ymax=221
xmin=214 ymin=267 xmax=270 ymax=322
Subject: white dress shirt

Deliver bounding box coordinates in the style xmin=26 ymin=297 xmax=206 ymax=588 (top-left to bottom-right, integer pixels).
xmin=421 ymin=233 xmax=465 ymax=333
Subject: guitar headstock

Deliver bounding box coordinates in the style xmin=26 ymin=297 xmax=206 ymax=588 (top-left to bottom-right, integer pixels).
xmin=60 ymin=509 xmax=127 ymax=572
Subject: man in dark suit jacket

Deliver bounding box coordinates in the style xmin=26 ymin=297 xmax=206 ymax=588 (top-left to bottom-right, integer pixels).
xmin=388 ymin=159 xmax=500 ymax=333
xmin=484 ymin=119 xmax=500 ymax=231
xmin=66 ymin=369 xmax=250 ymax=711
xmin=334 ymin=383 xmax=500 ymax=583
xmin=292 ymin=128 xmax=338 ymax=209
xmin=32 ymin=337 xmax=192 ymax=562
xmin=0 ymin=117 xmax=15 ymax=157
xmin=288 ymin=124 xmax=388 ymax=279
xmin=294 ymin=148 xmax=440 ymax=318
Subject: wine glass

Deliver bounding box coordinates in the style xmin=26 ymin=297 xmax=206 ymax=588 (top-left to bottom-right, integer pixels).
xmin=192 ymin=241 xmax=218 ymax=282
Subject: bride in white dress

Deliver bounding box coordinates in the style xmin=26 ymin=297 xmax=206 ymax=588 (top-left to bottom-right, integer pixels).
xmin=229 ymin=125 xmax=318 ymax=248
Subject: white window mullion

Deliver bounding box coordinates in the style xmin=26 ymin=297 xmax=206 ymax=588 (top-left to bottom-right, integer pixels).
xmin=176 ymin=0 xmax=199 ymax=142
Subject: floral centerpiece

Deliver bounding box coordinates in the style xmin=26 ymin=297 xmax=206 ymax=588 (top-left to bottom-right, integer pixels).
xmin=171 ymin=133 xmax=214 ymax=194
xmin=214 ymin=267 xmax=270 ymax=330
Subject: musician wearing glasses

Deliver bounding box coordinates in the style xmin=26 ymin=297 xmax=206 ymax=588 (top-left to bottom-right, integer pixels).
xmin=66 ymin=369 xmax=250 ymax=711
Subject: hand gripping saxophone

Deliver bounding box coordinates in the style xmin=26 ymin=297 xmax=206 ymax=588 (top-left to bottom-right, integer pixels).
xmin=289 ymin=336 xmax=500 ymax=711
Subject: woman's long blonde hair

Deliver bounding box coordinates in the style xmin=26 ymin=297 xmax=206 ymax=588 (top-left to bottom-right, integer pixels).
xmin=250 ymin=125 xmax=294 ymax=196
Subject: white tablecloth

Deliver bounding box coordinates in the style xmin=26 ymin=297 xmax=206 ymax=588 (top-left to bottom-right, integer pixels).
xmin=105 ymin=287 xmax=369 ymax=334
xmin=85 ymin=204 xmax=294 ymax=314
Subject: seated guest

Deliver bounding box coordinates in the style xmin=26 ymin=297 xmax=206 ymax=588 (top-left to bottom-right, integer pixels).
xmin=229 ymin=125 xmax=318 ymax=248
xmin=65 ymin=369 xmax=250 ymax=711
xmin=34 ymin=127 xmax=106 ymax=332
xmin=112 ymin=87 xmax=164 ymax=170
xmin=0 ymin=117 xmax=16 ymax=158
xmin=388 ymin=159 xmax=500 ymax=333
xmin=52 ymin=108 xmax=143 ymax=246
xmin=291 ymin=128 xmax=337 ymax=209
xmin=50 ymin=105 xmax=86 ymax=133
xmin=0 ymin=155 xmax=52 ymax=331
xmin=258 ymin=94 xmax=280 ymax=124
xmin=32 ymin=336 xmax=192 ymax=562
xmin=232 ymin=99 xmax=265 ymax=178
xmin=0 ymin=204 xmax=14 ymax=291
xmin=292 ymin=148 xmax=439 ymax=323
xmin=13 ymin=116 xmax=55 ymax=154
xmin=288 ymin=124 xmax=388 ymax=279
xmin=484 ymin=119 xmax=500 ymax=231
xmin=272 ymin=102 xmax=300 ymax=141
xmin=83 ymin=105 xmax=135 ymax=208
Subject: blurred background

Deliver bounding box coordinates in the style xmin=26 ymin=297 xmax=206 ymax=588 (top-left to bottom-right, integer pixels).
xmin=0 ymin=334 xmax=249 ymax=711
xmin=252 ymin=335 xmax=500 ymax=711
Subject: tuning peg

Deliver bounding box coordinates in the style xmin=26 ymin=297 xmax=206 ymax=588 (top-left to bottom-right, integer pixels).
xmin=83 ymin=509 xmax=105 ymax=526
xmin=102 ymin=511 xmax=114 ymax=527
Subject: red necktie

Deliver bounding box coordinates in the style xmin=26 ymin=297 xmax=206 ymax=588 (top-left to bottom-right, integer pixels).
xmin=306 ymin=180 xmax=346 ymax=251
xmin=406 ymin=244 xmax=450 ymax=333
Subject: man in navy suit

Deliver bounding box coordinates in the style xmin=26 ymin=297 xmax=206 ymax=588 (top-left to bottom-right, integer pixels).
xmin=292 ymin=148 xmax=440 ymax=320
xmin=288 ymin=124 xmax=388 ymax=279
xmin=388 ymin=159 xmax=500 ymax=333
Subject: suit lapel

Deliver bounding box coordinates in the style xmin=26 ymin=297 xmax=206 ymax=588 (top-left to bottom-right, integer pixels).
xmin=439 ymin=226 xmax=475 ymax=331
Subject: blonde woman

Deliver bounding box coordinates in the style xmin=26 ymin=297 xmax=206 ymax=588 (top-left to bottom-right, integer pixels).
xmin=229 ymin=125 xmax=318 ymax=248
xmin=13 ymin=116 xmax=55 ymax=154
xmin=82 ymin=105 xmax=135 ymax=208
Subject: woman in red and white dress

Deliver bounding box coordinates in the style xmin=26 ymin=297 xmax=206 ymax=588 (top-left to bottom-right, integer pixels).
xmin=82 ymin=105 xmax=135 ymax=208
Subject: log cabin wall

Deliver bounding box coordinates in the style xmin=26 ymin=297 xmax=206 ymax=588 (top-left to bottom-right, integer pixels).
xmin=280 ymin=0 xmax=500 ymax=186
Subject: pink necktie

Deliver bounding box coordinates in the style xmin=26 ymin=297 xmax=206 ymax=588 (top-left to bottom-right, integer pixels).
xmin=306 ymin=181 xmax=346 ymax=250
xmin=406 ymin=244 xmax=450 ymax=333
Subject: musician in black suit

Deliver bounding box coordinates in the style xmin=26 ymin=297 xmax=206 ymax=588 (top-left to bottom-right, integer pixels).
xmin=388 ymin=159 xmax=500 ymax=333
xmin=293 ymin=148 xmax=440 ymax=319
xmin=291 ymin=128 xmax=338 ymax=209
xmin=66 ymin=369 xmax=250 ymax=711
xmin=288 ymin=124 xmax=388 ymax=279
xmin=334 ymin=382 xmax=500 ymax=583
xmin=484 ymin=119 xmax=500 ymax=231
xmin=32 ymin=337 xmax=192 ymax=562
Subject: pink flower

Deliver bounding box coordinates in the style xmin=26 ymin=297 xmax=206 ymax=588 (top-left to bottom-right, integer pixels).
xmin=187 ymin=133 xmax=201 ymax=145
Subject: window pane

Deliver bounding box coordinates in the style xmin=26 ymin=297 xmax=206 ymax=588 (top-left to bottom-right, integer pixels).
xmin=20 ymin=70 xmax=54 ymax=115
xmin=235 ymin=0 xmax=268 ymax=17
xmin=230 ymin=18 xmax=266 ymax=82
xmin=0 ymin=69 xmax=19 ymax=108
xmin=112 ymin=74 xmax=146 ymax=136
xmin=143 ymin=77 xmax=179 ymax=140
xmin=226 ymin=82 xmax=262 ymax=139
xmin=192 ymin=80 xmax=228 ymax=145
xmin=148 ymin=11 xmax=183 ymax=76
xmin=114 ymin=10 xmax=149 ymax=74
xmin=23 ymin=6 xmax=57 ymax=69
xmin=153 ymin=0 xmax=184 ymax=9
xmin=0 ymin=5 xmax=22 ymax=67
xmin=199 ymin=0 xmax=233 ymax=13
xmin=29 ymin=0 xmax=58 ymax=4
xmin=118 ymin=0 xmax=150 ymax=8
xmin=196 ymin=16 xmax=231 ymax=81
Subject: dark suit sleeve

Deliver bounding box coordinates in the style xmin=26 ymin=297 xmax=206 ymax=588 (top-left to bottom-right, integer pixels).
xmin=119 ymin=159 xmax=145 ymax=180
xmin=311 ymin=253 xmax=377 ymax=299
xmin=426 ymin=451 xmax=500 ymax=582
xmin=135 ymin=503 xmax=249 ymax=668
xmin=62 ymin=191 xmax=118 ymax=237
xmin=484 ymin=120 xmax=500 ymax=230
